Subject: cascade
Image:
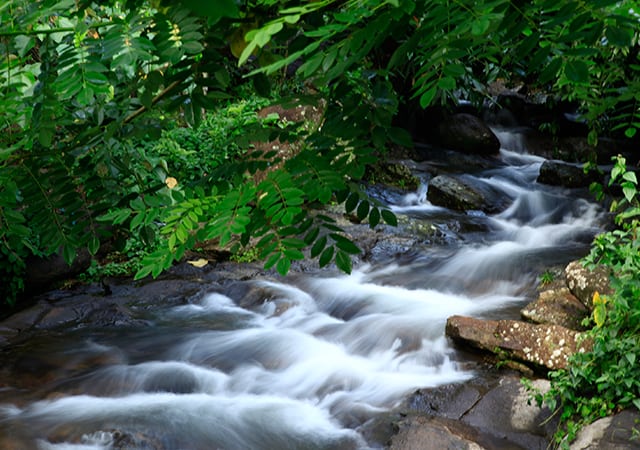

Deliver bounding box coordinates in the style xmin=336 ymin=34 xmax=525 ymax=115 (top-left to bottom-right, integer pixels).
xmin=0 ymin=139 xmax=606 ymax=449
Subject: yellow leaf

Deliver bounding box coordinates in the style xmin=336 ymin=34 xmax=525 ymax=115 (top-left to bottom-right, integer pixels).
xmin=592 ymin=291 xmax=607 ymax=328
xmin=165 ymin=177 xmax=178 ymax=189
xmin=187 ymin=258 xmax=208 ymax=268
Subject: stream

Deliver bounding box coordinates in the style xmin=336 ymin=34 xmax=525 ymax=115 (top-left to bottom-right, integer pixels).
xmin=0 ymin=141 xmax=607 ymax=449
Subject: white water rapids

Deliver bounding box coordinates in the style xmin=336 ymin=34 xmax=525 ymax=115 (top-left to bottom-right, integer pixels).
xmin=0 ymin=144 xmax=606 ymax=449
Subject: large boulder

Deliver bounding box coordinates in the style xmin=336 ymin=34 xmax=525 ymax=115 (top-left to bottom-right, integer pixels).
xmin=397 ymin=375 xmax=555 ymax=450
xmin=569 ymin=409 xmax=640 ymax=450
xmin=427 ymin=174 xmax=509 ymax=213
xmin=438 ymin=113 xmax=501 ymax=155
xmin=446 ymin=315 xmax=590 ymax=371
xmin=521 ymin=287 xmax=589 ymax=330
xmin=564 ymin=261 xmax=613 ymax=310
xmin=537 ymin=160 xmax=601 ymax=188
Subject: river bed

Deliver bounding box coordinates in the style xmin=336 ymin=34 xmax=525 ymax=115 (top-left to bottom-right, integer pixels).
xmin=0 ymin=145 xmax=606 ymax=449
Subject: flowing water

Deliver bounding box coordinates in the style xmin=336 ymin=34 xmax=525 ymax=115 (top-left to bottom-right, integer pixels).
xmin=0 ymin=141 xmax=607 ymax=449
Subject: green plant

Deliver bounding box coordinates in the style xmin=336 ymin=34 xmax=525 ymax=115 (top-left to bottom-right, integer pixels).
xmin=539 ymin=270 xmax=556 ymax=286
xmin=230 ymin=247 xmax=260 ymax=264
xmin=537 ymin=155 xmax=640 ymax=448
xmin=2 ymin=0 xmax=639 ymax=308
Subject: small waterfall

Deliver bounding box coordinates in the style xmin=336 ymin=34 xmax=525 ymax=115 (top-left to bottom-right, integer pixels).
xmin=0 ymin=130 xmax=606 ymax=449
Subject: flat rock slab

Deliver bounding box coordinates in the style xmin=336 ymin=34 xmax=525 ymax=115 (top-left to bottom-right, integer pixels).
xmin=396 ymin=375 xmax=554 ymax=450
xmin=446 ymin=315 xmax=590 ymax=370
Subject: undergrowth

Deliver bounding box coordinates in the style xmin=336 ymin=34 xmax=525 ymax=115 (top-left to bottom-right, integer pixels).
xmin=530 ymin=155 xmax=640 ymax=448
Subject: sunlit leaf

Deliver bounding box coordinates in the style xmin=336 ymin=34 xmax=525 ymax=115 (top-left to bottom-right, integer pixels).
xmin=187 ymin=258 xmax=208 ymax=267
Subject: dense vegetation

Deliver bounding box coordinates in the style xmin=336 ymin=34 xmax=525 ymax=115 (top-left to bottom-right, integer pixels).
xmin=1 ymin=0 xmax=639 ymax=446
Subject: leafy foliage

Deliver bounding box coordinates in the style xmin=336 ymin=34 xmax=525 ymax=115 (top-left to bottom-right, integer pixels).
xmin=532 ymin=155 xmax=640 ymax=447
xmin=2 ymin=0 xmax=640 ymax=443
xmin=1 ymin=0 xmax=639 ymax=314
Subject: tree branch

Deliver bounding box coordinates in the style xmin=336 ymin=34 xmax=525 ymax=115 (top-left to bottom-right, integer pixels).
xmin=123 ymin=79 xmax=183 ymax=125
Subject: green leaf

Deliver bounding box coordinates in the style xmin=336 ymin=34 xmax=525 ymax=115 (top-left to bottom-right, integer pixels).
xmin=539 ymin=57 xmax=563 ymax=84
xmin=311 ymin=235 xmax=327 ymax=258
xmin=605 ymin=26 xmax=632 ymax=47
xmin=381 ymin=209 xmax=397 ymax=226
xmin=471 ymin=17 xmax=491 ymax=36
xmin=276 ymin=256 xmax=291 ymax=275
xmin=264 ymin=252 xmax=281 ymax=270
xmin=304 ymin=227 xmax=320 ymax=245
xmin=134 ymin=265 xmax=153 ymax=280
xmin=318 ymin=245 xmax=334 ymax=267
xmin=88 ymin=236 xmax=100 ymax=256
xmin=624 ymin=127 xmax=637 ymax=139
xmin=345 ymin=192 xmax=359 ymax=213
xmin=419 ymin=86 xmax=438 ymax=108
xmin=437 ymin=77 xmax=456 ymax=90
xmin=388 ymin=127 xmax=413 ymax=147
xmin=622 ymin=184 xmax=636 ymax=203
xmin=130 ymin=211 xmax=145 ymax=230
xmin=564 ymin=60 xmax=589 ymax=83
xmin=335 ymin=250 xmax=352 ymax=274
xmin=331 ymin=233 xmax=361 ymax=255
xmin=369 ymin=207 xmax=380 ymax=228
xmin=622 ymin=171 xmax=637 ymax=184
xmin=356 ymin=200 xmax=369 ymax=221
xmin=626 ymin=353 xmax=636 ymax=366
xmin=62 ymin=245 xmax=76 ymax=265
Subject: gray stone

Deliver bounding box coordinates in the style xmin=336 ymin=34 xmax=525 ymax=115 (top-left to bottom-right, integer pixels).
xmin=569 ymin=409 xmax=640 ymax=450
xmin=427 ymin=174 xmax=509 ymax=213
xmin=538 ymin=160 xmax=601 ymax=188
xmin=390 ymin=415 xmax=488 ymax=450
xmin=461 ymin=375 xmax=552 ymax=450
xmin=438 ymin=114 xmax=501 ymax=155
xmin=521 ymin=287 xmax=589 ymax=330
xmin=565 ymin=260 xmax=613 ymax=310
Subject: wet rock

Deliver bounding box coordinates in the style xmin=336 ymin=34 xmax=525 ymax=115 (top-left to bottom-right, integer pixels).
xmin=565 ymin=261 xmax=613 ymax=310
xmin=538 ymin=160 xmax=601 ymax=188
xmin=413 ymin=144 xmax=504 ymax=173
xmin=438 ymin=113 xmax=501 ymax=155
xmin=392 ymin=375 xmax=555 ymax=450
xmin=521 ymin=287 xmax=589 ymax=330
xmin=570 ymin=409 xmax=640 ymax=450
xmin=366 ymin=161 xmax=420 ymax=191
xmin=406 ymin=381 xmax=483 ymax=420
xmin=24 ymin=248 xmax=92 ymax=296
xmin=389 ymin=415 xmax=489 ymax=450
xmin=446 ymin=315 xmax=590 ymax=371
xmin=460 ymin=375 xmax=553 ymax=450
xmin=427 ymin=174 xmax=509 ymax=213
